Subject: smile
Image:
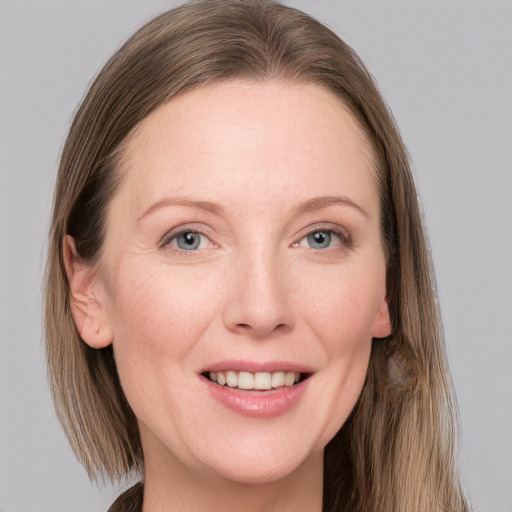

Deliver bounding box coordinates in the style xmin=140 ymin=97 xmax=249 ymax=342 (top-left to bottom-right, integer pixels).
xmin=201 ymin=370 xmax=311 ymax=418
xmin=206 ymin=370 xmax=303 ymax=390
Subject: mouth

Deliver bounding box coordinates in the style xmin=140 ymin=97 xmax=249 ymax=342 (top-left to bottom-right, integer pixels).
xmin=200 ymin=365 xmax=313 ymax=417
xmin=202 ymin=370 xmax=310 ymax=391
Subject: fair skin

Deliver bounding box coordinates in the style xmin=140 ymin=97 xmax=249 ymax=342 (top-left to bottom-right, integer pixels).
xmin=66 ymin=80 xmax=391 ymax=512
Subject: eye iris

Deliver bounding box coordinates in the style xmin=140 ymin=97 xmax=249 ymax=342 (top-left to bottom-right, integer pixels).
xmin=177 ymin=232 xmax=201 ymax=250
xmin=308 ymin=231 xmax=331 ymax=249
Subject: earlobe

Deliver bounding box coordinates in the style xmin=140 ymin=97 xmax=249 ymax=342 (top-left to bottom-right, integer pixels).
xmin=63 ymin=236 xmax=113 ymax=349
xmin=371 ymin=296 xmax=392 ymax=339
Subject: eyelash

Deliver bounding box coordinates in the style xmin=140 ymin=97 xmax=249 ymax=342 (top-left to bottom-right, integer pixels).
xmin=295 ymin=226 xmax=352 ymax=251
xmin=160 ymin=227 xmax=213 ymax=253
xmin=160 ymin=225 xmax=352 ymax=254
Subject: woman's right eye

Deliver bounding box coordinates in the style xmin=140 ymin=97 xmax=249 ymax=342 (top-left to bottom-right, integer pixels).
xmin=164 ymin=230 xmax=211 ymax=252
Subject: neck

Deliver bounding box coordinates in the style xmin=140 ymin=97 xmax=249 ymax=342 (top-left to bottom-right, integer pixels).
xmin=141 ymin=450 xmax=324 ymax=512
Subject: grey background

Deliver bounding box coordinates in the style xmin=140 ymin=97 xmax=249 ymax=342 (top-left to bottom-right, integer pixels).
xmin=1 ymin=1 xmax=511 ymax=511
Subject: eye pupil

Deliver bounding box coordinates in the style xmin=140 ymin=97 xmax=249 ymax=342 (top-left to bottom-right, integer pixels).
xmin=184 ymin=233 xmax=195 ymax=245
xmin=313 ymin=232 xmax=326 ymax=243
xmin=177 ymin=232 xmax=201 ymax=250
xmin=307 ymin=231 xmax=331 ymax=249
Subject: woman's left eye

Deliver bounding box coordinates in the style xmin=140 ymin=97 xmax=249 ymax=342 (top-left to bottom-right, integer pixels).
xmin=296 ymin=229 xmax=348 ymax=250
xmin=167 ymin=231 xmax=210 ymax=251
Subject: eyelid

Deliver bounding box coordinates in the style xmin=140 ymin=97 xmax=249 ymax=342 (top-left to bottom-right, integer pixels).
xmin=159 ymin=224 xmax=215 ymax=249
xmin=159 ymin=222 xmax=352 ymax=252
xmin=293 ymin=223 xmax=352 ymax=247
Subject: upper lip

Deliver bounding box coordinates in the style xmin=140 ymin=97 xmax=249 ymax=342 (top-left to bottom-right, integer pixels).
xmin=201 ymin=360 xmax=315 ymax=374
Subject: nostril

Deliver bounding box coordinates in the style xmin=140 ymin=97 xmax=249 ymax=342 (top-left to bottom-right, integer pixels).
xmin=233 ymin=322 xmax=290 ymax=337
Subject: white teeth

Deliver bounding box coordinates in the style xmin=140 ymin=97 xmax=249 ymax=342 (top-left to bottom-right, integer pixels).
xmin=254 ymin=372 xmax=272 ymax=390
xmin=238 ymin=371 xmax=254 ymax=390
xmin=284 ymin=371 xmax=296 ymax=386
xmin=271 ymin=371 xmax=285 ymax=388
xmin=226 ymin=370 xmax=238 ymax=388
xmin=207 ymin=370 xmax=302 ymax=390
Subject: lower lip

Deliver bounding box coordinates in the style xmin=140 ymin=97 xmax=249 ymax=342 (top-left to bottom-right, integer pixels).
xmin=200 ymin=375 xmax=310 ymax=418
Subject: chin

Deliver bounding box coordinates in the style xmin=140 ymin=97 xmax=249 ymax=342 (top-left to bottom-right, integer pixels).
xmin=184 ymin=421 xmax=331 ymax=487
xmin=204 ymin=448 xmax=321 ymax=485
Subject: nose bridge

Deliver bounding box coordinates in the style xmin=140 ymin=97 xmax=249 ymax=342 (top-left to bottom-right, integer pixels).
xmin=222 ymin=239 xmax=294 ymax=337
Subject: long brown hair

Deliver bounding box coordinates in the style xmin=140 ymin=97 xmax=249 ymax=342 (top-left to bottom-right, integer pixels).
xmin=45 ymin=1 xmax=468 ymax=510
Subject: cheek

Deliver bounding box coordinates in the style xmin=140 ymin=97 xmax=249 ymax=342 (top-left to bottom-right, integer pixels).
xmin=294 ymin=263 xmax=382 ymax=442
xmin=106 ymin=258 xmax=221 ymax=379
xmin=299 ymin=264 xmax=385 ymax=352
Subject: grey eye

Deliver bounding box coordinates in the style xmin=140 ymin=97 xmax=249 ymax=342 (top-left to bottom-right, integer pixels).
xmin=306 ymin=231 xmax=332 ymax=249
xmin=175 ymin=231 xmax=202 ymax=250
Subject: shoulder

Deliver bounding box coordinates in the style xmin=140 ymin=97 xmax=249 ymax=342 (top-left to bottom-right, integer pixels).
xmin=108 ymin=482 xmax=143 ymax=512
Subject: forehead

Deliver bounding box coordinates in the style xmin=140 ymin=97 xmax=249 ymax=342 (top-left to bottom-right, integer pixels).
xmin=114 ymin=80 xmax=378 ymax=217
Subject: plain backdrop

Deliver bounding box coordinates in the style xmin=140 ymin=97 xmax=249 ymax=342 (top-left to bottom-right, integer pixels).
xmin=1 ymin=1 xmax=511 ymax=511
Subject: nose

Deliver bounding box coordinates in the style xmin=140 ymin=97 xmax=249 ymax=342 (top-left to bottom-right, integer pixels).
xmin=222 ymin=249 xmax=295 ymax=338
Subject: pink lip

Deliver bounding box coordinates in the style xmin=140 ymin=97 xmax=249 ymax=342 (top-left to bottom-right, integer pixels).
xmin=199 ymin=373 xmax=311 ymax=419
xmin=201 ymin=359 xmax=314 ymax=374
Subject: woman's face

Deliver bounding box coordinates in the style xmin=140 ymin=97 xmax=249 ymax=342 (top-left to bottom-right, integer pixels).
xmin=84 ymin=81 xmax=391 ymax=483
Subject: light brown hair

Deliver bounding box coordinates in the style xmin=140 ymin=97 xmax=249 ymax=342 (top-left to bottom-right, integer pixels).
xmin=45 ymin=1 xmax=468 ymax=510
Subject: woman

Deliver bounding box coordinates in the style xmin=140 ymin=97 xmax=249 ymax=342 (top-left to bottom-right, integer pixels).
xmin=44 ymin=1 xmax=468 ymax=510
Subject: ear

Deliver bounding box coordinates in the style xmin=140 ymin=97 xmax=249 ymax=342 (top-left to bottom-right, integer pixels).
xmin=63 ymin=236 xmax=113 ymax=349
xmin=371 ymin=295 xmax=392 ymax=339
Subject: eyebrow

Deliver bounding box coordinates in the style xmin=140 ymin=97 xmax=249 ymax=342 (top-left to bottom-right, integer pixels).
xmin=139 ymin=197 xmax=224 ymax=222
xmin=297 ymin=195 xmax=369 ymax=219
xmin=139 ymin=194 xmax=368 ymax=221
